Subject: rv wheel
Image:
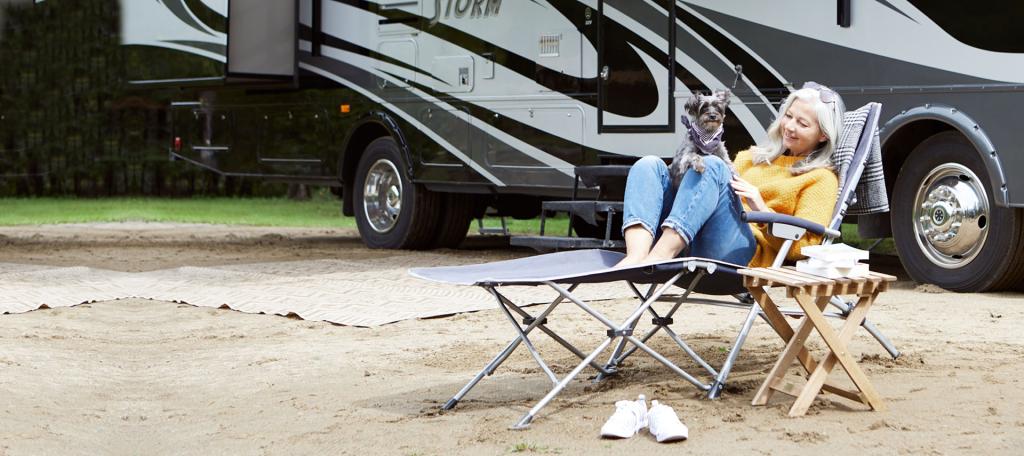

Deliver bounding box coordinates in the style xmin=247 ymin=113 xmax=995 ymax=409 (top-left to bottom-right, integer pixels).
xmin=891 ymin=132 xmax=1024 ymax=291
xmin=353 ymin=137 xmax=440 ymax=249
xmin=431 ymin=193 xmax=476 ymax=249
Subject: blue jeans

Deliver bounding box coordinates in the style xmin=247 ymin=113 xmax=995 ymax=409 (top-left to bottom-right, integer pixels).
xmin=621 ymin=155 xmax=756 ymax=265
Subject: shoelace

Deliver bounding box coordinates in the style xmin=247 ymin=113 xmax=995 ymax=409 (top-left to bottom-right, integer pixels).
xmin=614 ymin=401 xmax=645 ymax=428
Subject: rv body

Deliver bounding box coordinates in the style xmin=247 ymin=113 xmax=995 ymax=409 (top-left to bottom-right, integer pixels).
xmin=120 ymin=0 xmax=1024 ymax=292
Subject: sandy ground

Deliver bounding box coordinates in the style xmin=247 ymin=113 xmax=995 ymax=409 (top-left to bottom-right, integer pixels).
xmin=0 ymin=223 xmax=1022 ymax=455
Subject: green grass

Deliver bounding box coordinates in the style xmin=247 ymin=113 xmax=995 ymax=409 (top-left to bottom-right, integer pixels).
xmin=841 ymin=223 xmax=897 ymax=255
xmin=0 ymin=195 xmax=569 ymax=235
xmin=509 ymin=442 xmax=559 ymax=454
xmin=491 ymin=216 xmax=569 ymax=236
xmin=0 ymin=196 xmax=356 ymax=228
xmin=0 ymin=196 xmax=898 ymax=254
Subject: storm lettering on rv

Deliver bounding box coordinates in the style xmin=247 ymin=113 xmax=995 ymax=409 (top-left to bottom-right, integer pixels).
xmin=431 ymin=0 xmax=501 ymax=25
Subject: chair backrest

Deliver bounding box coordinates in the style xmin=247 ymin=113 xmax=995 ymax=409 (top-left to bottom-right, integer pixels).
xmin=826 ymin=102 xmax=883 ymax=237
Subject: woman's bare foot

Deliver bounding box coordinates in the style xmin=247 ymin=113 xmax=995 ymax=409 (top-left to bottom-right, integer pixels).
xmin=641 ymin=228 xmax=687 ymax=263
xmin=640 ymin=250 xmax=677 ymax=263
xmin=614 ymin=255 xmax=649 ymax=268
xmin=615 ymin=225 xmax=655 ymax=267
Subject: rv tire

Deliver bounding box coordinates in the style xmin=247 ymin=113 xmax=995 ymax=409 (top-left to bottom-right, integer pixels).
xmin=891 ymin=132 xmax=1024 ymax=291
xmin=431 ymin=193 xmax=476 ymax=249
xmin=353 ymin=137 xmax=439 ymax=249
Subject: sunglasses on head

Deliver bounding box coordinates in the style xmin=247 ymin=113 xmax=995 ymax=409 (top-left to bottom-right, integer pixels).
xmin=802 ymin=81 xmax=836 ymax=104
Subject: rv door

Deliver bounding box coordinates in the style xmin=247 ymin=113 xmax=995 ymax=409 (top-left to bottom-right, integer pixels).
xmin=226 ymin=0 xmax=298 ymax=82
xmin=597 ymin=0 xmax=675 ymax=132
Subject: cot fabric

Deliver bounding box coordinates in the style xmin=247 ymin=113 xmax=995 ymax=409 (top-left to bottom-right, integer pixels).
xmin=734 ymin=148 xmax=839 ymax=267
xmin=834 ymin=103 xmax=889 ymax=215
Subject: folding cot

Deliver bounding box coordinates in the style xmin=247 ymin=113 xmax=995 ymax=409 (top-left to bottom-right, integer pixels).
xmin=410 ymin=103 xmax=899 ymax=429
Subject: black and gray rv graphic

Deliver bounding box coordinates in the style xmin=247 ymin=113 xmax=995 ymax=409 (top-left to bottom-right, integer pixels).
xmin=119 ymin=0 xmax=1024 ymax=292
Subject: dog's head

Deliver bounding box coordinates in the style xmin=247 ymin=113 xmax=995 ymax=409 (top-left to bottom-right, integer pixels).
xmin=683 ymin=90 xmax=730 ymax=133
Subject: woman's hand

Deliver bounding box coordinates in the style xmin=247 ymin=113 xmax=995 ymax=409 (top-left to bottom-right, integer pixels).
xmin=730 ymin=175 xmax=769 ymax=212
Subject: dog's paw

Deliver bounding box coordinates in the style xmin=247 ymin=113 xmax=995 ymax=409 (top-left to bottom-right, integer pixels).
xmin=668 ymin=163 xmax=680 ymax=179
xmin=692 ymin=156 xmax=705 ymax=173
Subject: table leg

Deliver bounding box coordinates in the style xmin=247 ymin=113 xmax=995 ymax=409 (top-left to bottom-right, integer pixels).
xmin=750 ymin=287 xmax=825 ymax=374
xmin=789 ymin=292 xmax=886 ymax=416
xmin=752 ymin=294 xmax=829 ymax=406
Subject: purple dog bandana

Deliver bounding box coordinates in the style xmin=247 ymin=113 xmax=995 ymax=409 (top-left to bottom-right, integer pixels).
xmin=680 ymin=115 xmax=724 ymax=154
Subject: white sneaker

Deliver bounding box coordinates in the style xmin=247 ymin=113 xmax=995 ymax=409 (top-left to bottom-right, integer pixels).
xmin=647 ymin=400 xmax=688 ymax=443
xmin=599 ymin=394 xmax=648 ymax=439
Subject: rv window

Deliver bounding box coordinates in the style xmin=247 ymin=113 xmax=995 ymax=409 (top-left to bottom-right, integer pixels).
xmin=909 ymin=1 xmax=1024 ymax=53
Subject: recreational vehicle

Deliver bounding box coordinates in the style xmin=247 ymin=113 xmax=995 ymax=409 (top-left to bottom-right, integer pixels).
xmin=118 ymin=0 xmax=1024 ymax=292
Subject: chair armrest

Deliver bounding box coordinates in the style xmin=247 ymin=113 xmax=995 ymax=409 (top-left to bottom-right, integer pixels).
xmin=741 ymin=211 xmax=842 ymax=239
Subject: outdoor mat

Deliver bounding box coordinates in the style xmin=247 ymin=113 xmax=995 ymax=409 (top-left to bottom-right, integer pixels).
xmin=0 ymin=257 xmax=634 ymax=326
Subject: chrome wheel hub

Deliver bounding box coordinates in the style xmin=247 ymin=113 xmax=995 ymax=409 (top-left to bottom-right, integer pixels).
xmin=362 ymin=159 xmax=403 ymax=233
xmin=913 ymin=163 xmax=989 ymax=268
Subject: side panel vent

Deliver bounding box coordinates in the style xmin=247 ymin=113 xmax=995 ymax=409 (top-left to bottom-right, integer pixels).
xmin=539 ymin=34 xmax=562 ymax=57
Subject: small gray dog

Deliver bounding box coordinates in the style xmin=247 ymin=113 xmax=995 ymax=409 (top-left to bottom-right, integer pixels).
xmin=669 ymin=90 xmax=733 ymax=187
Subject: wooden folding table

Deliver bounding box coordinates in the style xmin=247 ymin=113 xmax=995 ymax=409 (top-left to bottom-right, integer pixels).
xmin=739 ymin=266 xmax=896 ymax=417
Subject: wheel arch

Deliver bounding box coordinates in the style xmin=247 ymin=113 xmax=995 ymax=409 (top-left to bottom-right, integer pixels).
xmin=881 ymin=104 xmax=1009 ymax=207
xmin=338 ymin=111 xmax=413 ymax=216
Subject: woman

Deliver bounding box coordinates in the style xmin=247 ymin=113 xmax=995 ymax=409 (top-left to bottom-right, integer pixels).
xmin=616 ymin=82 xmax=844 ymax=268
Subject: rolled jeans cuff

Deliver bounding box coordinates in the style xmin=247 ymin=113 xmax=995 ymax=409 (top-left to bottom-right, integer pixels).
xmin=660 ymin=218 xmax=693 ymax=246
xmin=621 ymin=218 xmax=655 ymax=238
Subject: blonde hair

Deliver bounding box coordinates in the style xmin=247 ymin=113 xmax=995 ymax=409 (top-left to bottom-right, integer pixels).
xmin=751 ymin=85 xmax=844 ymax=175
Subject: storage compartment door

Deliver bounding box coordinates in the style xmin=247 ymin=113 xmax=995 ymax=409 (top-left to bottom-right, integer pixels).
xmin=227 ymin=0 xmax=297 ymax=80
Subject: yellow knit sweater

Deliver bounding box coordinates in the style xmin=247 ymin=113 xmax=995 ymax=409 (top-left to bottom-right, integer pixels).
xmin=734 ymin=148 xmax=839 ymax=267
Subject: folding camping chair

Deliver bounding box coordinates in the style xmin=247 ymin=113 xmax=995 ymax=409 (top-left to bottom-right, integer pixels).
xmin=410 ymin=103 xmax=898 ymax=429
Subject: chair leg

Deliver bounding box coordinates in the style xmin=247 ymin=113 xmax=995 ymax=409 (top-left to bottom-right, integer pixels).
xmin=862 ymin=319 xmax=901 ymax=359
xmin=662 ymin=324 xmax=718 ymax=377
xmin=598 ymin=306 xmax=666 ymax=377
xmin=494 ymin=289 xmax=613 ymax=375
xmin=595 ymin=316 xmax=643 ymax=381
xmin=443 ymin=285 xmax=578 ymax=410
xmin=625 ymin=335 xmax=710 ymax=390
xmin=517 ymin=272 xmax=708 ymax=426
xmin=443 ymin=336 xmax=524 ymax=410
xmin=708 ymin=302 xmax=760 ymax=399
xmin=537 ymin=324 xmax=614 ymax=375
xmin=600 ymin=274 xmax=705 ymax=375
xmin=491 ymin=289 xmax=558 ymax=384
xmin=829 ymin=296 xmax=900 ymax=359
xmin=512 ymin=338 xmax=614 ymax=430
xmin=596 ymin=281 xmax=655 ymax=379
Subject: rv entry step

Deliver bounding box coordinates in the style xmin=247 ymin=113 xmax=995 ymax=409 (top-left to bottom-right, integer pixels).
xmin=510 ymin=165 xmax=632 ymax=252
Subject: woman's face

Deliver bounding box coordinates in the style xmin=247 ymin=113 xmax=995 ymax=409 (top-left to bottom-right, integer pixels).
xmin=780 ymin=98 xmax=827 ymax=156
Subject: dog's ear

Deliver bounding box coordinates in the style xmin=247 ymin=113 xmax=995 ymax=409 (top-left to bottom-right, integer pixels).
xmin=684 ymin=91 xmax=702 ymax=115
xmin=716 ymin=89 xmax=731 ymax=106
